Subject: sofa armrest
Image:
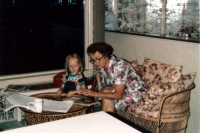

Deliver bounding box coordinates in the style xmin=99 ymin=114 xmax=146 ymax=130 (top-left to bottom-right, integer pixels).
xmin=156 ymin=82 xmax=195 ymax=132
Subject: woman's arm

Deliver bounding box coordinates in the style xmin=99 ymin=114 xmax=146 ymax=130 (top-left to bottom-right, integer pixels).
xmin=80 ymin=84 xmax=125 ymax=100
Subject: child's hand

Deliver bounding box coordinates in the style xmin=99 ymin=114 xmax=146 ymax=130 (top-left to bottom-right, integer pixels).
xmin=57 ymin=89 xmax=63 ymax=96
xmin=66 ymin=91 xmax=74 ymax=97
xmin=66 ymin=90 xmax=81 ymax=97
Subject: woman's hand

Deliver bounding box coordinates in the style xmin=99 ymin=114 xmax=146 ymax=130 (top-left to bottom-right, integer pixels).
xmin=80 ymin=89 xmax=97 ymax=97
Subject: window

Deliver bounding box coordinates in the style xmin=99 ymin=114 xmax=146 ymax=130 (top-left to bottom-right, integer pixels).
xmin=105 ymin=0 xmax=199 ymax=42
xmin=0 ymin=0 xmax=87 ymax=76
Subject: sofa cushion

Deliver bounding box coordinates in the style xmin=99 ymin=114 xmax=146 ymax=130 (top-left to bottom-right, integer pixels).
xmin=142 ymin=57 xmax=183 ymax=86
xmin=134 ymin=72 xmax=196 ymax=118
xmin=130 ymin=59 xmax=139 ymax=74
xmin=130 ymin=59 xmax=144 ymax=76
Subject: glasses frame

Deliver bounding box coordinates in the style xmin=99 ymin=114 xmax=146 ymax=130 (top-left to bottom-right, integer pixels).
xmin=89 ymin=55 xmax=104 ymax=64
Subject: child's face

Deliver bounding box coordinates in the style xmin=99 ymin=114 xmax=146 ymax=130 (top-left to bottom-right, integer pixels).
xmin=68 ymin=58 xmax=80 ymax=74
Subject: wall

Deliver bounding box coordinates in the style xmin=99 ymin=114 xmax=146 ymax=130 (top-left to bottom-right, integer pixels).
xmin=105 ymin=31 xmax=200 ymax=133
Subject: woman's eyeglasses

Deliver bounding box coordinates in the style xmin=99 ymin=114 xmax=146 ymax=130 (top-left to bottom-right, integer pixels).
xmin=89 ymin=55 xmax=104 ymax=64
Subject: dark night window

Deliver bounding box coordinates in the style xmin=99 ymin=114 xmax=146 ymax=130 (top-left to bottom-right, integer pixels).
xmin=0 ymin=0 xmax=84 ymax=75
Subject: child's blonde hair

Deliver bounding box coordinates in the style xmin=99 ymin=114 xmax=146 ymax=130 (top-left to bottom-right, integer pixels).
xmin=64 ymin=53 xmax=84 ymax=78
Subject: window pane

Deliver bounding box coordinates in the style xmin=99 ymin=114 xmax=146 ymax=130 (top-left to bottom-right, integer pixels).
xmin=0 ymin=0 xmax=84 ymax=76
xmin=166 ymin=0 xmax=200 ymax=38
xmin=105 ymin=0 xmax=200 ymax=41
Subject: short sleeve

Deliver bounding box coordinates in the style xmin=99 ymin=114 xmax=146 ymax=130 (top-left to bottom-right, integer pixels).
xmin=112 ymin=60 xmax=129 ymax=85
xmin=78 ymin=77 xmax=86 ymax=86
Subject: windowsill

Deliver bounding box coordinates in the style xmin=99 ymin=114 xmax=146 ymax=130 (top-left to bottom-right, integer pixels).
xmin=105 ymin=30 xmax=200 ymax=43
xmin=0 ymin=69 xmax=65 ymax=81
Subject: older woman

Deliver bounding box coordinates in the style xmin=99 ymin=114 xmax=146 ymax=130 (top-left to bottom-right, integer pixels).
xmin=80 ymin=42 xmax=147 ymax=112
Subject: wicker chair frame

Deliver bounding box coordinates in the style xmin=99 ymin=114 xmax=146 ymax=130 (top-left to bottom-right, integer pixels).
xmin=115 ymin=83 xmax=195 ymax=133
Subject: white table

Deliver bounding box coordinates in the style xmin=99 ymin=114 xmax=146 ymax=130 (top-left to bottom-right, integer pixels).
xmin=3 ymin=111 xmax=142 ymax=133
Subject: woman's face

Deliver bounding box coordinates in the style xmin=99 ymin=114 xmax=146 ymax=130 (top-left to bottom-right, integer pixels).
xmin=89 ymin=51 xmax=109 ymax=69
xmin=68 ymin=58 xmax=80 ymax=74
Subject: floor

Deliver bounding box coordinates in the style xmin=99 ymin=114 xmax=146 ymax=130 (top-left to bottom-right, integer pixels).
xmin=0 ymin=104 xmax=102 ymax=132
xmin=0 ymin=119 xmax=26 ymax=131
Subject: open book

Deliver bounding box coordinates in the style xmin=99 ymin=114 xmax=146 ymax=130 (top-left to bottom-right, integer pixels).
xmin=4 ymin=94 xmax=74 ymax=113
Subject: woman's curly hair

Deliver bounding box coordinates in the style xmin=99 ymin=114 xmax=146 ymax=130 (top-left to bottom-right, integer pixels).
xmin=87 ymin=42 xmax=114 ymax=59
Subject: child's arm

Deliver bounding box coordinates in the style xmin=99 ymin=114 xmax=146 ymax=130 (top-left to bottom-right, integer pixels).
xmin=57 ymin=73 xmax=67 ymax=96
xmin=57 ymin=84 xmax=64 ymax=96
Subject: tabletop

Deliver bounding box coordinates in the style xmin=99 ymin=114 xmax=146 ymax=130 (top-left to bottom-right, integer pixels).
xmin=3 ymin=111 xmax=142 ymax=133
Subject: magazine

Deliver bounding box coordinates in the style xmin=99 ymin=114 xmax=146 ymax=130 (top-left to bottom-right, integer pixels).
xmin=4 ymin=94 xmax=74 ymax=113
xmin=7 ymin=85 xmax=29 ymax=92
xmin=6 ymin=83 xmax=58 ymax=92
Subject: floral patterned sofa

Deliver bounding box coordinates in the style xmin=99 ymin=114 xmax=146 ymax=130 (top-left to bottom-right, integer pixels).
xmin=115 ymin=57 xmax=196 ymax=133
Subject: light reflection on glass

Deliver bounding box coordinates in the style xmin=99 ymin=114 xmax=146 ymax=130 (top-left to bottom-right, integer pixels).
xmin=105 ymin=0 xmax=199 ymax=40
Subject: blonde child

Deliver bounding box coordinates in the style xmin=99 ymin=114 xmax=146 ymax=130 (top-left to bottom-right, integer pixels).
xmin=57 ymin=53 xmax=87 ymax=97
